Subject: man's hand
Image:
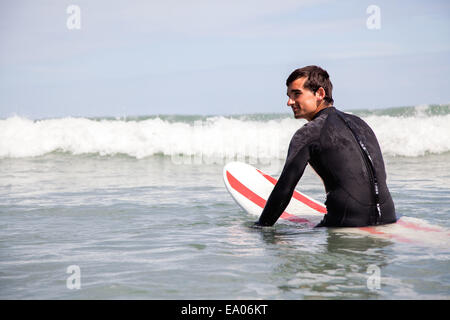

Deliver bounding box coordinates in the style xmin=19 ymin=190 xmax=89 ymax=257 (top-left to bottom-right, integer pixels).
xmin=252 ymin=220 xmax=262 ymax=229
xmin=251 ymin=220 xmax=267 ymax=228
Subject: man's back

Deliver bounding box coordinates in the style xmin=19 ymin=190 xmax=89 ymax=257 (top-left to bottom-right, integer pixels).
xmin=311 ymin=107 xmax=396 ymax=226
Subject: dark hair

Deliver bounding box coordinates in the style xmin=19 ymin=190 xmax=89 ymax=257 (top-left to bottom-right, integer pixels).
xmin=286 ymin=65 xmax=334 ymax=105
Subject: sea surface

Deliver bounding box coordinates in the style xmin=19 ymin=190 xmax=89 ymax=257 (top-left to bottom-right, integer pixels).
xmin=0 ymin=104 xmax=449 ymax=299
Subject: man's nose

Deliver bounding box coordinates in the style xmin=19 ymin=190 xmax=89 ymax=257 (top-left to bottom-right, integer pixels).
xmin=287 ymin=98 xmax=294 ymax=107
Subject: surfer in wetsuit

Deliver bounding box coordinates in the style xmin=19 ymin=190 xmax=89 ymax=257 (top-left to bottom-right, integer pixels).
xmin=255 ymin=65 xmax=396 ymax=227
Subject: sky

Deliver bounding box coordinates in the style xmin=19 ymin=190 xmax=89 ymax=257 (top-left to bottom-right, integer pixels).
xmin=0 ymin=0 xmax=449 ymax=119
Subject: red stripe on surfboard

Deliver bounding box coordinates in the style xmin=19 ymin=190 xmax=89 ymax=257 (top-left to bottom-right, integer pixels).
xmin=396 ymin=218 xmax=444 ymax=232
xmin=226 ymin=171 xmax=311 ymax=224
xmin=357 ymin=226 xmax=413 ymax=243
xmin=256 ymin=169 xmax=327 ymax=214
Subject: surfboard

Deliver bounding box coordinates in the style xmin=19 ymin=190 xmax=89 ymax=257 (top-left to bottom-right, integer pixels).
xmin=223 ymin=161 xmax=449 ymax=246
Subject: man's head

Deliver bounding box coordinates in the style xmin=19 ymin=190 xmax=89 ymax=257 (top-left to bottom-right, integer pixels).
xmin=286 ymin=65 xmax=334 ymax=121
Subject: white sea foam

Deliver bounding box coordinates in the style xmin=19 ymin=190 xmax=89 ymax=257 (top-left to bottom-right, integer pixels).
xmin=365 ymin=114 xmax=450 ymax=157
xmin=1 ymin=110 xmax=449 ymax=159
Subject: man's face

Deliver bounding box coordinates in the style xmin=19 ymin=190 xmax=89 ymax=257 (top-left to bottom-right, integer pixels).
xmin=286 ymin=77 xmax=320 ymax=121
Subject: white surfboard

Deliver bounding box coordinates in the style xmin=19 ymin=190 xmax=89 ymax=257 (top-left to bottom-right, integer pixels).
xmin=223 ymin=161 xmax=449 ymax=247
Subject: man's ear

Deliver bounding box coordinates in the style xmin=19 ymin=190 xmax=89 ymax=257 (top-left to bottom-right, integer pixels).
xmin=315 ymin=87 xmax=326 ymax=106
xmin=315 ymin=87 xmax=326 ymax=101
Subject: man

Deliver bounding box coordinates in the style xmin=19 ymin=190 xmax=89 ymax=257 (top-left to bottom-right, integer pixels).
xmin=255 ymin=65 xmax=396 ymax=227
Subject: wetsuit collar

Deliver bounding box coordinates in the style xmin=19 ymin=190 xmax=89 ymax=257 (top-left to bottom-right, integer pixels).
xmin=312 ymin=106 xmax=335 ymax=120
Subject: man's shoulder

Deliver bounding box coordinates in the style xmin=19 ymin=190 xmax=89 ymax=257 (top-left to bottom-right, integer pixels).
xmin=343 ymin=110 xmax=371 ymax=125
xmin=291 ymin=115 xmax=326 ymax=142
xmin=336 ymin=108 xmax=364 ymax=120
xmin=337 ymin=109 xmax=376 ymax=136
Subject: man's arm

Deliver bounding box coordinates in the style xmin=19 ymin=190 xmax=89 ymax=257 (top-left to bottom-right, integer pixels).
xmin=255 ymin=143 xmax=311 ymax=226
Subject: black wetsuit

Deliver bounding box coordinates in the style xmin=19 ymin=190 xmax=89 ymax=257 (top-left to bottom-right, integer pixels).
xmin=257 ymin=107 xmax=396 ymax=227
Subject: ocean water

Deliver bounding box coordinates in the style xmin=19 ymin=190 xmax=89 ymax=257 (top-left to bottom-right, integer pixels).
xmin=0 ymin=104 xmax=449 ymax=299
